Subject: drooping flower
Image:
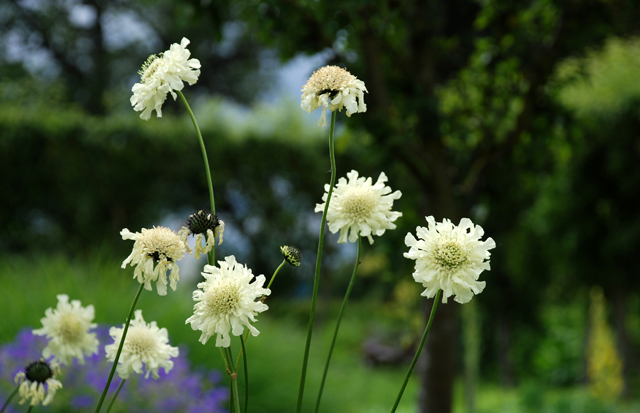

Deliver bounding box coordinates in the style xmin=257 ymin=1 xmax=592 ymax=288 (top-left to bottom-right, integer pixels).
xmin=14 ymin=359 xmax=62 ymax=406
xmin=280 ymin=245 xmax=302 ymax=267
xmin=130 ymin=37 xmax=201 ymax=120
xmin=404 ymin=216 xmax=496 ymax=304
xmin=178 ymin=210 xmax=225 ymax=259
xmin=105 ymin=310 xmax=179 ymax=380
xmin=121 ymin=226 xmax=185 ymax=295
xmin=186 ymin=255 xmax=270 ymax=347
xmin=301 ymin=65 xmax=367 ymax=126
xmin=315 ymin=170 xmax=402 ymax=244
xmin=32 ymin=294 xmax=99 ymax=366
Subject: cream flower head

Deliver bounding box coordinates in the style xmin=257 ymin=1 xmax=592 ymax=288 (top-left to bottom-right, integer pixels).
xmin=130 ymin=37 xmax=201 ymax=120
xmin=186 ymin=255 xmax=270 ymax=347
xmin=105 ymin=310 xmax=179 ymax=379
xmin=315 ymin=170 xmax=402 ymax=244
xmin=404 ymin=216 xmax=496 ymax=304
xmin=121 ymin=226 xmax=185 ymax=295
xmin=32 ymin=294 xmax=99 ymax=366
xmin=178 ymin=210 xmax=225 ymax=259
xmin=301 ymin=65 xmax=367 ymax=126
xmin=14 ymin=360 xmax=62 ymax=406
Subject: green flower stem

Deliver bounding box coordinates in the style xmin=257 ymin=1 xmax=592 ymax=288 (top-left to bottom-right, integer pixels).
xmin=0 ymin=385 xmax=19 ymax=413
xmin=177 ymin=90 xmax=216 ymax=264
xmin=26 ymin=406 xmax=33 ymax=413
xmin=240 ymin=336 xmax=248 ymax=413
xmin=235 ymin=258 xmax=287 ymax=368
xmin=94 ymin=283 xmax=144 ymax=413
xmin=389 ymin=289 xmax=442 ymax=413
xmin=105 ymin=379 xmax=126 ymax=413
xmin=296 ymin=110 xmax=337 ymax=413
xmin=224 ymin=347 xmax=242 ymax=413
xmin=314 ymin=235 xmax=362 ymax=413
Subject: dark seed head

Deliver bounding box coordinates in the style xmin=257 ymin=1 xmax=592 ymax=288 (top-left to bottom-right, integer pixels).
xmin=280 ymin=246 xmax=302 ymax=267
xmin=186 ymin=210 xmax=220 ymax=235
xmin=25 ymin=360 xmax=54 ymax=384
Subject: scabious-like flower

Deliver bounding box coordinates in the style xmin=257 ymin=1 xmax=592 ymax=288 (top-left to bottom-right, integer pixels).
xmin=121 ymin=226 xmax=185 ymax=295
xmin=404 ymin=216 xmax=496 ymax=304
xmin=301 ymin=65 xmax=367 ymax=126
xmin=280 ymin=245 xmax=302 ymax=267
xmin=315 ymin=170 xmax=402 ymax=244
xmin=186 ymin=255 xmax=270 ymax=347
xmin=105 ymin=310 xmax=179 ymax=380
xmin=32 ymin=294 xmax=98 ymax=366
xmin=14 ymin=359 xmax=62 ymax=406
xmin=130 ymin=37 xmax=201 ymax=120
xmin=178 ymin=210 xmax=225 ymax=259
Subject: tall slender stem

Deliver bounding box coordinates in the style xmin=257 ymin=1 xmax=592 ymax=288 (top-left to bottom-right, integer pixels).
xmin=105 ymin=379 xmax=126 ymax=413
xmin=296 ymin=110 xmax=337 ymax=413
xmin=314 ymin=236 xmax=362 ymax=413
xmin=224 ymin=347 xmax=241 ymax=413
xmin=177 ymin=90 xmax=216 ymax=264
xmin=240 ymin=337 xmax=248 ymax=413
xmin=0 ymin=385 xmax=19 ymax=413
xmin=390 ymin=290 xmax=442 ymax=413
xmin=94 ymin=283 xmax=144 ymax=413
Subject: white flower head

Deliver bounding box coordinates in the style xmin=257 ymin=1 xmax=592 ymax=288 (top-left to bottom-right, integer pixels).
xmin=121 ymin=226 xmax=186 ymax=295
xmin=315 ymin=170 xmax=402 ymax=244
xmin=404 ymin=216 xmax=496 ymax=304
xmin=130 ymin=37 xmax=201 ymax=120
xmin=105 ymin=310 xmax=179 ymax=380
xmin=178 ymin=210 xmax=225 ymax=259
xmin=32 ymin=294 xmax=99 ymax=366
xmin=301 ymin=65 xmax=367 ymax=126
xmin=14 ymin=359 xmax=62 ymax=406
xmin=186 ymin=255 xmax=270 ymax=347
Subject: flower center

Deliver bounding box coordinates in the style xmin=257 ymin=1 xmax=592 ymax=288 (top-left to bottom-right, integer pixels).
xmin=304 ymin=66 xmax=354 ymax=95
xmin=139 ymin=54 xmax=163 ymax=84
xmin=57 ymin=313 xmax=84 ymax=344
xmin=25 ymin=360 xmax=53 ymax=384
xmin=204 ymin=279 xmax=241 ymax=316
xmin=341 ymin=187 xmax=377 ymax=220
xmin=434 ymin=240 xmax=467 ymax=269
xmin=141 ymin=227 xmax=183 ymax=262
xmin=125 ymin=327 xmax=157 ymax=357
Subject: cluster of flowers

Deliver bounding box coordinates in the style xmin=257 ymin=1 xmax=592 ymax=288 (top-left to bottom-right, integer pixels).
xmin=0 ymin=328 xmax=227 ymax=412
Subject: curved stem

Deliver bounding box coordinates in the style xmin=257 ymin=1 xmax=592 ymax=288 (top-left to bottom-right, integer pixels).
xmin=177 ymin=90 xmax=216 ymax=264
xmin=0 ymin=385 xmax=19 ymax=413
xmin=314 ymin=236 xmax=362 ymax=413
xmin=94 ymin=283 xmax=144 ymax=413
xmin=296 ymin=110 xmax=337 ymax=413
xmin=390 ymin=289 xmax=442 ymax=413
xmin=105 ymin=379 xmax=126 ymax=413
xmin=240 ymin=336 xmax=248 ymax=413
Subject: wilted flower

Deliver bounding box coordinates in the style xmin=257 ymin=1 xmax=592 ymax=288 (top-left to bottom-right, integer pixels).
xmin=186 ymin=256 xmax=270 ymax=347
xmin=301 ymin=65 xmax=367 ymax=126
xmin=105 ymin=310 xmax=179 ymax=380
xmin=14 ymin=359 xmax=62 ymax=406
xmin=130 ymin=37 xmax=201 ymax=120
xmin=121 ymin=226 xmax=185 ymax=295
xmin=315 ymin=170 xmax=402 ymax=244
xmin=32 ymin=294 xmax=99 ymax=366
xmin=178 ymin=210 xmax=225 ymax=259
xmin=404 ymin=216 xmax=496 ymax=304
xmin=280 ymin=245 xmax=302 ymax=267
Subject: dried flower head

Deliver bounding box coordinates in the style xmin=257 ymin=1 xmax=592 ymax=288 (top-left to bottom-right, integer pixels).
xmin=178 ymin=210 xmax=225 ymax=259
xmin=315 ymin=170 xmax=402 ymax=244
xmin=121 ymin=226 xmax=185 ymax=295
xmin=280 ymin=245 xmax=302 ymax=267
xmin=14 ymin=359 xmax=62 ymax=406
xmin=186 ymin=256 xmax=270 ymax=347
xmin=130 ymin=37 xmax=201 ymax=120
xmin=32 ymin=294 xmax=99 ymax=366
xmin=301 ymin=65 xmax=367 ymax=126
xmin=404 ymin=216 xmax=496 ymax=304
xmin=105 ymin=310 xmax=179 ymax=379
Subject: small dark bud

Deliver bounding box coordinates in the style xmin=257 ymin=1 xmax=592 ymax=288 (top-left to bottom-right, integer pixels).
xmin=186 ymin=210 xmax=220 ymax=235
xmin=280 ymin=246 xmax=302 ymax=267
